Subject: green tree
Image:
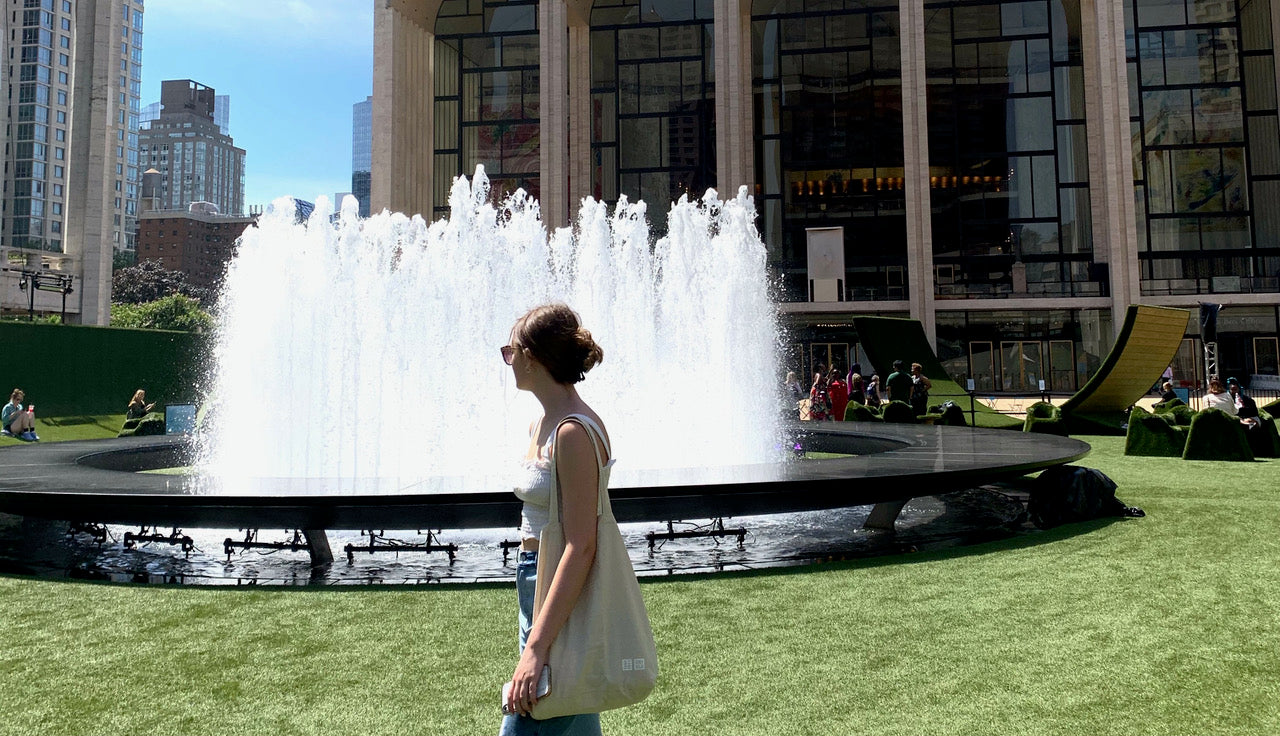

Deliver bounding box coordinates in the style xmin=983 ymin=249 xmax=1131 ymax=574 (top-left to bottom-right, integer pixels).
xmin=111 ymin=259 xmax=208 ymax=305
xmin=112 ymin=249 xmax=136 ymax=271
xmin=110 ymin=294 xmax=213 ymax=333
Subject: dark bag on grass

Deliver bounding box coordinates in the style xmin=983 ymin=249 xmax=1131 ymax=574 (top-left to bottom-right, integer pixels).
xmin=1028 ymin=465 xmax=1143 ymax=529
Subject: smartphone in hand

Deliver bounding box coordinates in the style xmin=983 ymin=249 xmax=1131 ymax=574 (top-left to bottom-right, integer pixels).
xmin=501 ymin=665 xmax=552 ymax=715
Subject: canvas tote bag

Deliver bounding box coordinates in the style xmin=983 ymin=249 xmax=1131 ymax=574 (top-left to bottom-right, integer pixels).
xmin=530 ymin=415 xmax=658 ymax=720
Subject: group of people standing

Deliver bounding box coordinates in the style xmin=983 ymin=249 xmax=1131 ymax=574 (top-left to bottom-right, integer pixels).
xmin=786 ymin=359 xmax=932 ymax=421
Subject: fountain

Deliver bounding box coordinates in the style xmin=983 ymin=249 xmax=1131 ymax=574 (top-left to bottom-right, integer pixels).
xmin=0 ymin=170 xmax=1090 ymax=577
xmin=198 ymin=166 xmax=781 ymax=490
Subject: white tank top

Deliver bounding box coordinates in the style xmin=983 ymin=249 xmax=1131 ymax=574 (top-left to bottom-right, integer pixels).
xmin=514 ymin=415 xmax=612 ymax=542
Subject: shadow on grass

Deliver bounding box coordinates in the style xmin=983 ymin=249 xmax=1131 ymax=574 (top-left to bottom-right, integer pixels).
xmin=42 ymin=415 xmax=122 ymax=432
xmin=44 ymin=415 xmax=104 ymax=427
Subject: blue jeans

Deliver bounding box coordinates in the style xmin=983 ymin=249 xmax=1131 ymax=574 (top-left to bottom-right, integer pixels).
xmin=499 ymin=551 xmax=602 ymax=736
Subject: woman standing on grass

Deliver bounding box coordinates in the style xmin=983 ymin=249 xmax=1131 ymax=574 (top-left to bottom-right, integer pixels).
xmin=909 ymin=362 xmax=932 ymax=416
xmin=501 ymin=303 xmax=612 ymax=736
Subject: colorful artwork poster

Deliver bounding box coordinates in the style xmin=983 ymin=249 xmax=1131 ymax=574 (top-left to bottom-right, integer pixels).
xmin=1172 ymin=147 xmax=1247 ymax=213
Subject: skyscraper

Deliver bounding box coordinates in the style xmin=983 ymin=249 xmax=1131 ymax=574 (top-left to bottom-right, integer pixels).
xmin=0 ymin=0 xmax=144 ymax=325
xmin=138 ymin=80 xmax=246 ymax=216
xmin=142 ymin=94 xmax=228 ymax=135
xmin=352 ymin=95 xmax=372 ymax=218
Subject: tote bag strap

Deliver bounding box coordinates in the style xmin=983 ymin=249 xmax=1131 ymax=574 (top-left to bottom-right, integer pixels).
xmin=547 ymin=414 xmax=611 ymax=523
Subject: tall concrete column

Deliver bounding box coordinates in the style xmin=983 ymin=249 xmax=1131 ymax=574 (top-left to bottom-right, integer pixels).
xmin=567 ymin=21 xmax=592 ymax=222
xmin=1081 ymin=0 xmax=1141 ymax=336
xmin=65 ymin=0 xmax=120 ymax=326
xmin=714 ymin=0 xmax=755 ymax=195
xmin=899 ymin=0 xmax=936 ymax=345
xmin=1272 ymin=0 xmax=1280 ymax=108
xmin=372 ymin=1 xmax=435 ymax=218
xmin=540 ymin=0 xmax=571 ymax=231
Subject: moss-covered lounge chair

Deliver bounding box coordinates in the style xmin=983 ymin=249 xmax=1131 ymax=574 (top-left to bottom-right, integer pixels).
xmin=880 ymin=400 xmax=917 ymax=424
xmin=1023 ymin=402 xmax=1067 ymax=436
xmin=1182 ymin=408 xmax=1254 ymax=462
xmin=1124 ymin=406 xmax=1188 ymax=457
xmin=118 ymin=411 xmax=166 ymax=437
xmin=843 ymin=402 xmax=882 ymax=422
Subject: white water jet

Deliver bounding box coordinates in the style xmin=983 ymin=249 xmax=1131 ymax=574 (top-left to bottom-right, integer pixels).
xmin=197 ymin=167 xmax=780 ymax=493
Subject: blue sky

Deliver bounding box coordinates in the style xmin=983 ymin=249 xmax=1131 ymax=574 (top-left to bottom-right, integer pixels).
xmin=141 ymin=1 xmax=374 ymax=210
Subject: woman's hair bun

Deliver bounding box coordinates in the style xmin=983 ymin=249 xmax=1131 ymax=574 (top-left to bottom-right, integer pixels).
xmin=576 ymin=327 xmax=604 ymax=374
xmin=514 ymin=303 xmax=603 ymax=384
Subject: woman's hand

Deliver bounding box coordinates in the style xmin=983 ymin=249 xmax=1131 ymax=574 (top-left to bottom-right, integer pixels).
xmin=507 ymin=642 xmax=549 ymax=716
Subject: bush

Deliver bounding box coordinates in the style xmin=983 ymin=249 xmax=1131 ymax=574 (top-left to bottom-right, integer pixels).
xmin=1024 ymin=401 xmax=1068 ymax=436
xmin=1124 ymin=407 xmax=1187 ymax=458
xmin=110 ymin=294 xmax=213 ymax=333
xmin=842 ymin=402 xmax=882 ymax=422
xmin=1152 ymin=397 xmax=1186 ymax=412
xmin=880 ymin=400 xmax=916 ymax=424
xmin=1183 ymin=408 xmax=1254 ymax=462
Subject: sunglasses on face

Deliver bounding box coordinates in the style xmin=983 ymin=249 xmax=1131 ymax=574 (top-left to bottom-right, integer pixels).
xmin=501 ymin=345 xmax=517 ymax=365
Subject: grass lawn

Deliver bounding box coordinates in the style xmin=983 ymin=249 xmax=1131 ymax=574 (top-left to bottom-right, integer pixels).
xmin=1 ymin=435 xmax=1277 ymax=735
xmin=0 ymin=414 xmax=126 ymax=446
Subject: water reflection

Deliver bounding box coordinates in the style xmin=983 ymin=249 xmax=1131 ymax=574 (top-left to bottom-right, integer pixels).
xmin=0 ymin=485 xmax=1030 ymax=586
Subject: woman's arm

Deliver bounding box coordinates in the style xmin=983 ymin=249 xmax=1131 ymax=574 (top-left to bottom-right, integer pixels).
xmin=508 ymin=420 xmax=601 ymax=715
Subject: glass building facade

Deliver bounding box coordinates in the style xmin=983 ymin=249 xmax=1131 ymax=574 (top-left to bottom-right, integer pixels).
xmin=137 ymin=80 xmax=245 ymax=216
xmin=378 ymin=0 xmax=1280 ymax=387
xmin=590 ymin=0 xmax=717 ymax=233
xmin=926 ymin=0 xmax=1102 ymax=299
xmin=1126 ymin=0 xmax=1280 ymax=296
xmin=3 ymin=0 xmax=142 ymax=255
xmin=753 ymin=0 xmax=907 ymax=302
xmin=433 ymin=0 xmax=542 ymax=220
xmin=352 ymin=96 xmax=373 ymax=217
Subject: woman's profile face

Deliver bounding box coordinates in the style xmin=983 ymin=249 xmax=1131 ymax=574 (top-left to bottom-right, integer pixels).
xmin=509 ymin=331 xmax=536 ymax=389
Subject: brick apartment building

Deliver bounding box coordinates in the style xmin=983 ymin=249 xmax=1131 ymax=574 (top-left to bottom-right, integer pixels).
xmin=135 ymin=208 xmax=256 ymax=292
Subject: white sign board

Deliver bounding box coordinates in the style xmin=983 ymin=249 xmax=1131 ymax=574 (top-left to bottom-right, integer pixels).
xmin=806 ymin=227 xmax=845 ymax=302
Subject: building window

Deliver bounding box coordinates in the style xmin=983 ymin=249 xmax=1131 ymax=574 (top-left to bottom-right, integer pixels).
xmin=432 ymin=0 xmax=541 ymax=220
xmin=589 ymin=0 xmax=716 ymax=234
xmin=1126 ymin=0 xmax=1280 ymax=296
xmin=925 ymin=0 xmax=1101 ymax=298
xmin=754 ymin=0 xmax=908 ymax=300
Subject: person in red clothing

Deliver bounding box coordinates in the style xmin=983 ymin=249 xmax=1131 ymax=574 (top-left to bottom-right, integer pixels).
xmin=827 ymin=369 xmax=849 ymax=422
xmin=808 ymin=372 xmax=831 ymax=421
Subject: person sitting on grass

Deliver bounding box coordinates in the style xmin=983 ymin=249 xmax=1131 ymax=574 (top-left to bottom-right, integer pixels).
xmin=1204 ymin=377 xmax=1234 ymax=415
xmin=1159 ymin=381 xmax=1178 ymax=403
xmin=1 ymin=388 xmax=38 ymax=441
xmin=127 ymin=389 xmax=156 ymax=421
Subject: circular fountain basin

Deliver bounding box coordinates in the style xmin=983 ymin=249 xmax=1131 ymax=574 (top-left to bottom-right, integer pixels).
xmin=0 ymin=423 xmax=1089 ymax=530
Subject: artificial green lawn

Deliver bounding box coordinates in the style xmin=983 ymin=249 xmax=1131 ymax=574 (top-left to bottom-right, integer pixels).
xmin=2 ymin=436 xmax=1278 ymax=735
xmin=0 ymin=413 xmax=126 ymax=446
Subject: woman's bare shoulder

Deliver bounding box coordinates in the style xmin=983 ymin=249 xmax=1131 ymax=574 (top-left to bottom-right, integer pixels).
xmin=556 ymin=411 xmax=611 ymax=460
